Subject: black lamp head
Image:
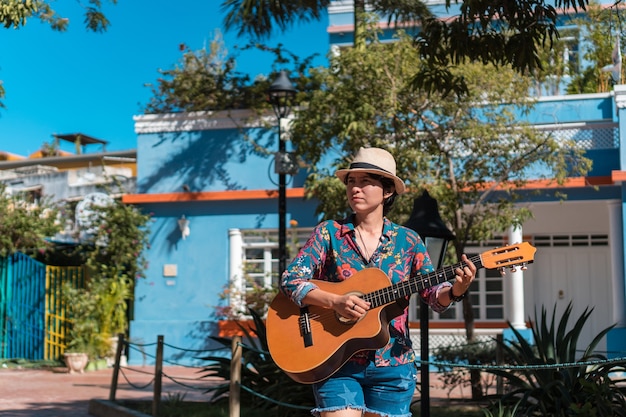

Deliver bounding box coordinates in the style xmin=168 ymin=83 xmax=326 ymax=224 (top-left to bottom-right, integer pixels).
xmin=268 ymin=70 xmax=296 ymax=119
xmin=404 ymin=190 xmax=455 ymax=241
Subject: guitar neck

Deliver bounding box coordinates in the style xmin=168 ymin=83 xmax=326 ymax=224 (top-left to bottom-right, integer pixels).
xmin=362 ymin=255 xmax=485 ymax=309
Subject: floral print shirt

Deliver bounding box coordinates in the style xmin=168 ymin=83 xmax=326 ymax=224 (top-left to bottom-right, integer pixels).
xmin=280 ymin=216 xmax=452 ymax=367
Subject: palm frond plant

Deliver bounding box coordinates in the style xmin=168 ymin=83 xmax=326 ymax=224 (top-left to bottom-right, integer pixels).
xmin=486 ymin=302 xmax=626 ymax=416
xmin=199 ymin=309 xmax=314 ymax=417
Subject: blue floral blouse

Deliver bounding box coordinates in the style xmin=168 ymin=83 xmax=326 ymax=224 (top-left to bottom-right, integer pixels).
xmin=280 ymin=216 xmax=452 ymax=367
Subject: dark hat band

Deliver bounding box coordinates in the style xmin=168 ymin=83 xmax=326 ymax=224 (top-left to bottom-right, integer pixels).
xmin=349 ymin=162 xmax=392 ymax=175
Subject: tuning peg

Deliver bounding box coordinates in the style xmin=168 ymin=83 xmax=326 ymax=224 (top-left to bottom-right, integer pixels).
xmin=510 ymin=266 xmax=517 ymax=273
xmin=521 ymin=263 xmax=528 ymax=271
xmin=499 ymin=267 xmax=506 ymax=276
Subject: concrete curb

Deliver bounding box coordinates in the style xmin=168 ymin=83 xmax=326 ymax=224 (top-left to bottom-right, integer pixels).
xmin=88 ymin=399 xmax=151 ymax=417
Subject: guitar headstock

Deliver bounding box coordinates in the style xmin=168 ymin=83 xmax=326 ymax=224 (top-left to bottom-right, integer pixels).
xmin=481 ymin=242 xmax=536 ymax=274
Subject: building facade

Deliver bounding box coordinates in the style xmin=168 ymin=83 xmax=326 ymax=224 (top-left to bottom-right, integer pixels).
xmin=125 ymin=88 xmax=626 ymax=365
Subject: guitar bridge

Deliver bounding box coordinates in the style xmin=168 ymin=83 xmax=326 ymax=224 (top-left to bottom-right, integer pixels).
xmin=299 ymin=307 xmax=313 ymax=347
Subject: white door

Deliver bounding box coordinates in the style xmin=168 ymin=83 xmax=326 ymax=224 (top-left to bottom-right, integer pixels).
xmin=529 ymin=244 xmax=613 ymax=354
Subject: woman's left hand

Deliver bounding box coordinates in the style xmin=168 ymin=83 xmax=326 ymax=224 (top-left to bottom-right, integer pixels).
xmin=451 ymin=254 xmax=477 ymax=296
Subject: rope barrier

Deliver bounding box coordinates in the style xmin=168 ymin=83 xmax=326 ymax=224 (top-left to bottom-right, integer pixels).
xmin=419 ymin=356 xmax=626 ymax=371
xmin=163 ymin=341 xmax=229 ymax=353
xmin=162 ymin=372 xmax=223 ymax=391
xmin=238 ymin=383 xmax=311 ymax=410
xmin=118 ymin=367 xmax=155 ymax=390
xmin=112 ymin=335 xmax=626 ymax=417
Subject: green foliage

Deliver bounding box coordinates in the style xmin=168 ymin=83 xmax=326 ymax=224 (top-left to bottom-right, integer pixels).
xmin=143 ymin=32 xmax=320 ymax=115
xmin=83 ymin=197 xmax=151 ymax=283
xmin=64 ymin=196 xmax=151 ymax=358
xmin=485 ymin=302 xmax=626 ymax=416
xmin=0 ymin=183 xmax=61 ymax=257
xmin=63 ymin=275 xmax=117 ymax=358
xmin=200 ymin=309 xmax=314 ymax=417
xmin=0 ymin=0 xmax=42 ymax=29
xmin=566 ymin=2 xmax=625 ymax=94
xmin=0 ymin=0 xmax=116 ymax=32
xmin=220 ymin=0 xmax=592 ymax=95
xmin=221 ymin=0 xmax=331 ymax=40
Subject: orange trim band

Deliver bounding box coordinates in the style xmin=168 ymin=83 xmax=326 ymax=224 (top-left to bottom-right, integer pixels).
xmin=612 ymin=170 xmax=626 ymax=183
xmin=122 ymin=188 xmax=306 ymax=204
xmin=124 ymin=171 xmax=626 ymax=205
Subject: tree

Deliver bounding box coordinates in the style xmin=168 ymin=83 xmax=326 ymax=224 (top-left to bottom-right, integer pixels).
xmin=286 ymin=29 xmax=592 ymax=398
xmin=0 ymin=183 xmax=61 ymax=257
xmin=144 ymin=31 xmax=319 ymax=116
xmin=221 ymin=0 xmax=591 ymax=95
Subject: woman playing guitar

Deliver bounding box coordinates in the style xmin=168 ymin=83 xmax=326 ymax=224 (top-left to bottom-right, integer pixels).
xmin=278 ymin=147 xmax=477 ymax=417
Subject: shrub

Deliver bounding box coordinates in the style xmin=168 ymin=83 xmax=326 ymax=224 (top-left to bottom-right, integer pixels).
xmin=485 ymin=302 xmax=626 ymax=416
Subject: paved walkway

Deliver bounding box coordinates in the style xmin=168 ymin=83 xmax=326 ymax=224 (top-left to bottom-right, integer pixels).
xmin=0 ymin=365 xmax=215 ymax=417
xmin=0 ymin=365 xmax=473 ymax=416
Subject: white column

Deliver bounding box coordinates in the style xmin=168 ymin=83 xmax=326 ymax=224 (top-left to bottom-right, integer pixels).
xmin=229 ymin=228 xmax=245 ymax=314
xmin=608 ymin=201 xmax=626 ymax=326
xmin=507 ymin=224 xmax=526 ymax=329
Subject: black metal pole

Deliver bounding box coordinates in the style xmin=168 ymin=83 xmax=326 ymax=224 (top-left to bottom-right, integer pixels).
xmin=278 ymin=120 xmax=287 ymax=276
xmin=420 ymin=295 xmax=430 ymax=417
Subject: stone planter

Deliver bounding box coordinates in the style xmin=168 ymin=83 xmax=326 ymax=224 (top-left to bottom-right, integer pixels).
xmin=63 ymin=352 xmax=89 ymax=374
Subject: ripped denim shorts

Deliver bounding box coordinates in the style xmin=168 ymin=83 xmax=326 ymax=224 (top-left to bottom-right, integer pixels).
xmin=311 ymin=360 xmax=416 ymax=417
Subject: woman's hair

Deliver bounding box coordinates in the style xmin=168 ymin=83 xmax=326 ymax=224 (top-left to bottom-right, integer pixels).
xmin=344 ymin=173 xmax=397 ymax=215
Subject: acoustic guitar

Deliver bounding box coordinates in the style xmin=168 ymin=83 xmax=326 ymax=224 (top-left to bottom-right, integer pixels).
xmin=266 ymin=242 xmax=536 ymax=384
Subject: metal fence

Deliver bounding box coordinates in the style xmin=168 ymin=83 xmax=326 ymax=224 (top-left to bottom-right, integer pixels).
xmin=0 ymin=253 xmax=85 ymax=361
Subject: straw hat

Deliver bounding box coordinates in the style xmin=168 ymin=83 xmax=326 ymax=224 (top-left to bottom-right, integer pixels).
xmin=335 ymin=147 xmax=406 ymax=194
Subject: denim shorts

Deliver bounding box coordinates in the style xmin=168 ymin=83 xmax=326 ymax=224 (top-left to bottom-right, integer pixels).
xmin=311 ymin=360 xmax=416 ymax=417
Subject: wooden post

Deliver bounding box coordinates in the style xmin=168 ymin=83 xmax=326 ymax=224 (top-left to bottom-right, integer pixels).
xmin=153 ymin=335 xmax=164 ymax=417
xmin=496 ymin=333 xmax=504 ymax=395
xmin=109 ymin=333 xmax=125 ymax=401
xmin=229 ymin=336 xmax=242 ymax=417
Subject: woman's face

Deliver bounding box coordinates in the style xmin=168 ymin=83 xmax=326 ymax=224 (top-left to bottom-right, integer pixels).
xmin=345 ymin=172 xmax=386 ymax=213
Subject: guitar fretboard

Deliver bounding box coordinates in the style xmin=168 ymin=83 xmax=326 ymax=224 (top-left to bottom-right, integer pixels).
xmin=361 ymin=254 xmax=485 ymax=309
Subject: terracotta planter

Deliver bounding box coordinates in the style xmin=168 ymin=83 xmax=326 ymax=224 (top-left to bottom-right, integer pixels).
xmin=217 ymin=320 xmax=256 ymax=337
xmin=63 ymin=352 xmax=89 ymax=374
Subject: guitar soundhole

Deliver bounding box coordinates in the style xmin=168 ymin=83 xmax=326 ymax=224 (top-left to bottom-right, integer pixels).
xmin=336 ymin=313 xmax=358 ymax=325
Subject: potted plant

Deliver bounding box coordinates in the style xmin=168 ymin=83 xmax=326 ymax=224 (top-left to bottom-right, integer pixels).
xmin=215 ymin=275 xmax=277 ymax=337
xmin=62 ymin=265 xmax=133 ymax=371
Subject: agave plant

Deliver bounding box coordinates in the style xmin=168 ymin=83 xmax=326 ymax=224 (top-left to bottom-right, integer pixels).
xmin=199 ymin=308 xmax=314 ymax=417
xmin=486 ymin=302 xmax=626 ymax=416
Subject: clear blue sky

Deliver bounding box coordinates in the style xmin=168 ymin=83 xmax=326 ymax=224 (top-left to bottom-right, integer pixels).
xmin=0 ymin=1 xmax=329 ymax=156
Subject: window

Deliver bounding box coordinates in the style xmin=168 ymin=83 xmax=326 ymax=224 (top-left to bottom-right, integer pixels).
xmin=228 ymin=227 xmax=313 ymax=317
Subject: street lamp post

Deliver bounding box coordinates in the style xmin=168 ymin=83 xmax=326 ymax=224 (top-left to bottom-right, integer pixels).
xmin=404 ymin=190 xmax=455 ymax=417
xmin=268 ymin=71 xmax=297 ymax=277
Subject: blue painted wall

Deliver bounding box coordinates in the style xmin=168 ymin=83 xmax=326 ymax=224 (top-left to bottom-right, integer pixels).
xmin=129 ymin=124 xmax=319 ymax=364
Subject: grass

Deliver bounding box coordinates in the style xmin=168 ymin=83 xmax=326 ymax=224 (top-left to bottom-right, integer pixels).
xmin=1 ymin=358 xmax=65 ymax=369
xmin=119 ymin=398 xmax=486 ymax=417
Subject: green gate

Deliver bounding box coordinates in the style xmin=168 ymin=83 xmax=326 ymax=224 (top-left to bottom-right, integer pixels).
xmin=0 ymin=253 xmax=85 ymax=361
xmin=0 ymin=253 xmax=46 ymax=360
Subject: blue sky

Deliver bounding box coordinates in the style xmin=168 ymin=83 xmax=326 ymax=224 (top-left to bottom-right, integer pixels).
xmin=0 ymin=1 xmax=329 ymax=156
